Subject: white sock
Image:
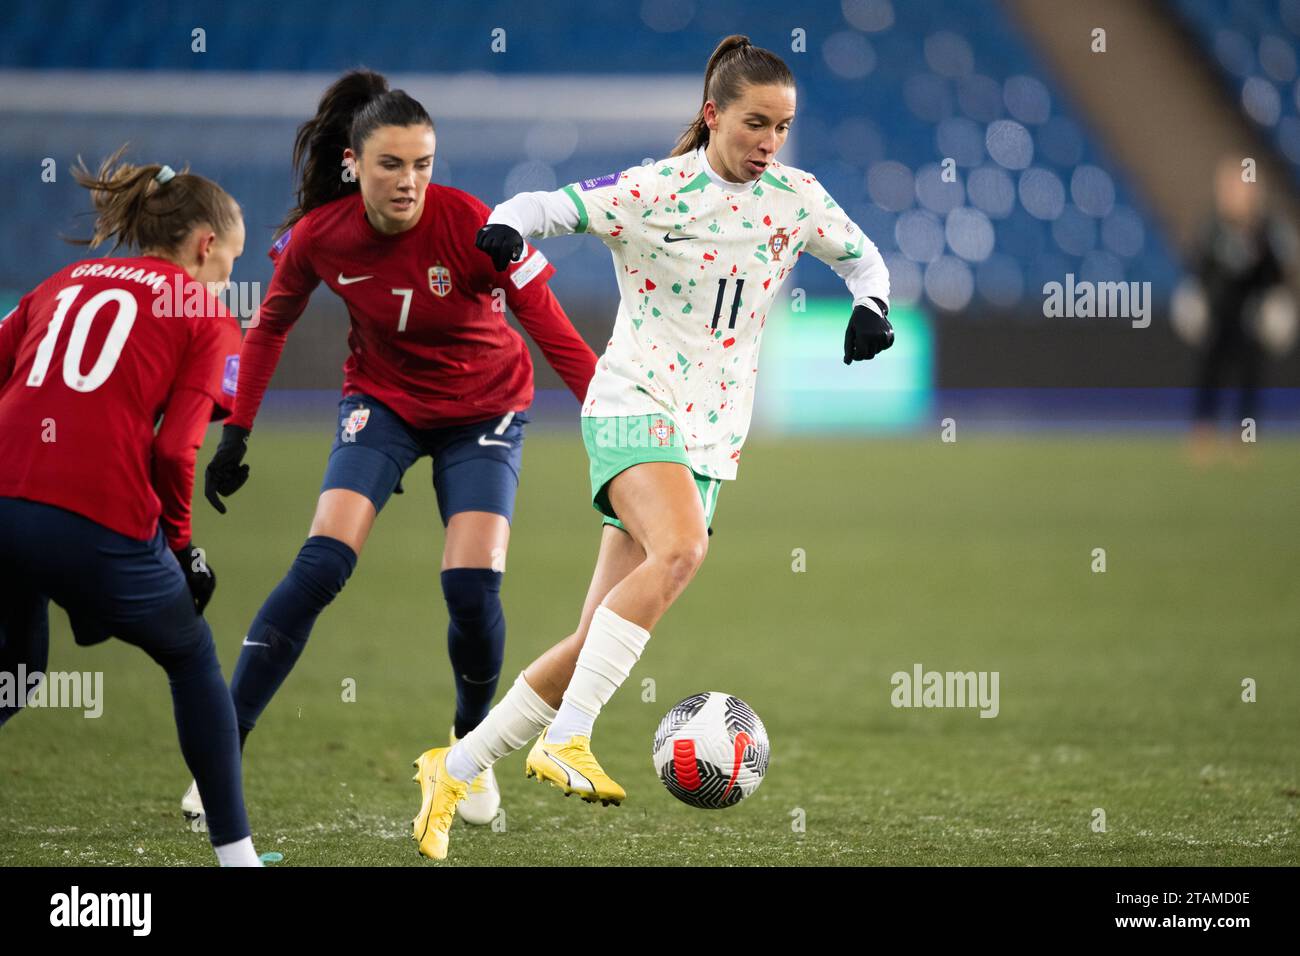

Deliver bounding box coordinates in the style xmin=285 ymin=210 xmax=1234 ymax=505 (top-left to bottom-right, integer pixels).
xmin=214 ymin=836 xmax=262 ymax=867
xmin=546 ymin=605 xmax=651 ymax=744
xmin=446 ymin=672 xmax=557 ymax=782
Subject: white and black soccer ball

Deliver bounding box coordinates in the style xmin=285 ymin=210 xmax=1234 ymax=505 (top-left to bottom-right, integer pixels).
xmin=651 ymin=692 xmax=770 ymax=809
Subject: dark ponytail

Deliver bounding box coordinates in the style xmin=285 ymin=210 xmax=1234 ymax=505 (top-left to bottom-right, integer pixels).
xmin=68 ymin=144 xmax=240 ymax=254
xmin=277 ymin=68 xmax=434 ymax=238
xmin=672 ymin=35 xmax=796 ymax=157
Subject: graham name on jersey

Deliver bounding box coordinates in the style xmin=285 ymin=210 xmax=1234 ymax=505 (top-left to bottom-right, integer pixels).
xmin=67 ymin=261 xmax=240 ymax=320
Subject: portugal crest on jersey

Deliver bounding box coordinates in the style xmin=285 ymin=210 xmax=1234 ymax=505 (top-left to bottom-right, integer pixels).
xmin=768 ymin=227 xmax=790 ymax=262
xmin=651 ymin=417 xmax=675 ymax=447
xmin=428 ymin=264 xmax=453 ymax=297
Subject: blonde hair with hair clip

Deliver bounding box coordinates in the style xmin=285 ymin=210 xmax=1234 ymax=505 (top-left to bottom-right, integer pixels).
xmin=69 ymin=145 xmax=239 ymax=254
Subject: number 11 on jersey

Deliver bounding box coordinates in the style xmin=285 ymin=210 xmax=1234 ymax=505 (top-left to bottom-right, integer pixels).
xmin=711 ymin=278 xmax=745 ymax=330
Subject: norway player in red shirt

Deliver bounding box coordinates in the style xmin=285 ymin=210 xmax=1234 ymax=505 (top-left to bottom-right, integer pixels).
xmin=195 ymin=70 xmax=597 ymax=827
xmin=0 ymin=149 xmax=262 ymax=865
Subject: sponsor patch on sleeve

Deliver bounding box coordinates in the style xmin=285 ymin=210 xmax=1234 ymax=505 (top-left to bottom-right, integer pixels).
xmin=579 ymin=172 xmax=619 ymax=191
xmin=269 ymin=227 xmax=293 ymax=258
xmin=222 ymin=355 xmax=239 ymax=397
xmin=509 ymin=247 xmax=549 ymax=289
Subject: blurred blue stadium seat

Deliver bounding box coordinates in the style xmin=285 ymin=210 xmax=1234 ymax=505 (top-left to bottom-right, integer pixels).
xmin=0 ymin=0 xmax=1181 ymax=315
xmin=1172 ymin=0 xmax=1300 ymax=184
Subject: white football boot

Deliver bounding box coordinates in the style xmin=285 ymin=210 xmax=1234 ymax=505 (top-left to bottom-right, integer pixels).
xmin=180 ymin=779 xmax=204 ymax=821
xmin=449 ymin=727 xmax=501 ymax=825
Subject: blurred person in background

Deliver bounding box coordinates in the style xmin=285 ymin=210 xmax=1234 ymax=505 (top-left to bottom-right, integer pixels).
xmin=1175 ymin=156 xmax=1298 ymax=464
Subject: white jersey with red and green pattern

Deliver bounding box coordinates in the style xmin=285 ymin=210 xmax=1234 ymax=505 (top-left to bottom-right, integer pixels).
xmin=488 ymin=146 xmax=889 ymax=480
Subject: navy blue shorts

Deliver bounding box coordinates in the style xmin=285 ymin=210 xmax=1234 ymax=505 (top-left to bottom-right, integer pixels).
xmin=321 ymin=393 xmax=528 ymax=525
xmin=0 ymin=497 xmax=208 ymax=683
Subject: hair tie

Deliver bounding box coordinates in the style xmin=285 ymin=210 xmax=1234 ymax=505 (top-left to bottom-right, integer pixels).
xmin=154 ymin=165 xmax=176 ymax=185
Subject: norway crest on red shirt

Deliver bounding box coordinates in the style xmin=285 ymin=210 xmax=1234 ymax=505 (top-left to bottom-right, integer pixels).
xmin=428 ymin=264 xmax=452 ymax=297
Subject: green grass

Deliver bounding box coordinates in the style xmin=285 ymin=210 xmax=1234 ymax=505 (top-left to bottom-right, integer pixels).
xmin=2 ymin=428 xmax=1298 ymax=865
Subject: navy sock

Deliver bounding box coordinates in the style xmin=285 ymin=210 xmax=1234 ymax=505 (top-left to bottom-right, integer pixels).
xmin=442 ymin=568 xmax=506 ymax=738
xmin=165 ymin=615 xmax=250 ymax=846
xmin=231 ymin=536 xmax=357 ymax=735
xmin=115 ymin=588 xmax=249 ymax=847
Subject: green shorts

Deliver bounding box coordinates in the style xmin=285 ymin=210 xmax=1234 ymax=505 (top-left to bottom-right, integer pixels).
xmin=581 ymin=413 xmax=722 ymax=532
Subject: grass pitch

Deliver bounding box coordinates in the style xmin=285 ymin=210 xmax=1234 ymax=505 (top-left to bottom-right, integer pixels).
xmin=2 ymin=425 xmax=1297 ymax=866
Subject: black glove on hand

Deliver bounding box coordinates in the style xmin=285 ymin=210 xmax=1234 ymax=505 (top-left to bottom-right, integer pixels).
xmin=204 ymin=424 xmax=250 ymax=514
xmin=475 ymin=223 xmax=525 ymax=271
xmin=843 ymin=299 xmax=894 ymax=364
xmin=173 ymin=543 xmax=216 ymax=615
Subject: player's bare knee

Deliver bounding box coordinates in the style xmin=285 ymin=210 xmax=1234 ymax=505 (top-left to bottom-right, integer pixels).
xmin=659 ymin=535 xmax=708 ymax=590
xmin=321 ymin=530 xmax=367 ymax=557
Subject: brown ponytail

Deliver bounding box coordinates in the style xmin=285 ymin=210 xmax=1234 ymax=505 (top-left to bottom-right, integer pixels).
xmin=671 ymin=34 xmax=796 ymax=157
xmin=277 ymin=68 xmax=434 ymax=239
xmin=68 ymin=144 xmax=240 ymax=254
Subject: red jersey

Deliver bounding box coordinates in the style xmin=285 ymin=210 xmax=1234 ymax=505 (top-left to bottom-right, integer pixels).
xmin=0 ymin=256 xmax=242 ymax=548
xmin=228 ymin=182 xmax=596 ymax=431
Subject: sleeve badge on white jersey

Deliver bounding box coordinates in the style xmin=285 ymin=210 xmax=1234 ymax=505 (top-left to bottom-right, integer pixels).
xmin=579 ymin=171 xmax=619 ymax=191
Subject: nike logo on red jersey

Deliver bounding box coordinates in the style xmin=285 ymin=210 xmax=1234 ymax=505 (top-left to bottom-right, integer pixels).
xmin=337 ymin=274 xmax=373 ymax=285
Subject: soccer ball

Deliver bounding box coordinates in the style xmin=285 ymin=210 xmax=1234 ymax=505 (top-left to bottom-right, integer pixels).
xmin=651 ymin=692 xmax=769 ymax=809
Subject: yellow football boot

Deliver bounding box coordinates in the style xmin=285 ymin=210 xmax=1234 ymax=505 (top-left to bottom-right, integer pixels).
xmin=410 ymin=747 xmax=468 ymax=860
xmin=524 ymin=728 xmax=626 ymax=805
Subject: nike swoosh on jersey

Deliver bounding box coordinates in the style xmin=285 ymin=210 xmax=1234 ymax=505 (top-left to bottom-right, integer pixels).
xmin=663 ymin=233 xmax=697 ymax=243
xmin=478 ymin=435 xmax=512 ymax=448
xmin=544 ymin=751 xmax=595 ymax=792
xmin=337 ymin=274 xmax=373 ymax=285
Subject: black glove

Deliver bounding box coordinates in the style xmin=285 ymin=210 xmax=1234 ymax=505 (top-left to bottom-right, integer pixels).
xmin=843 ymin=299 xmax=894 ymax=364
xmin=173 ymin=543 xmax=217 ymax=615
xmin=204 ymin=424 xmax=250 ymax=514
xmin=475 ymin=224 xmax=524 ymax=271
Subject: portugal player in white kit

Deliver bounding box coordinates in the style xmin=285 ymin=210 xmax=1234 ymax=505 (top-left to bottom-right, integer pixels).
xmin=411 ymin=35 xmax=894 ymax=860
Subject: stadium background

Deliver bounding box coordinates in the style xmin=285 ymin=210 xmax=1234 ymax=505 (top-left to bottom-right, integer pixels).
xmin=0 ymin=0 xmax=1296 ymax=866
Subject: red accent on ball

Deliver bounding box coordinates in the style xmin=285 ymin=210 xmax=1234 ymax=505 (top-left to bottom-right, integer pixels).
xmin=672 ymin=739 xmax=702 ymax=791
xmin=722 ymin=732 xmax=754 ymax=800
